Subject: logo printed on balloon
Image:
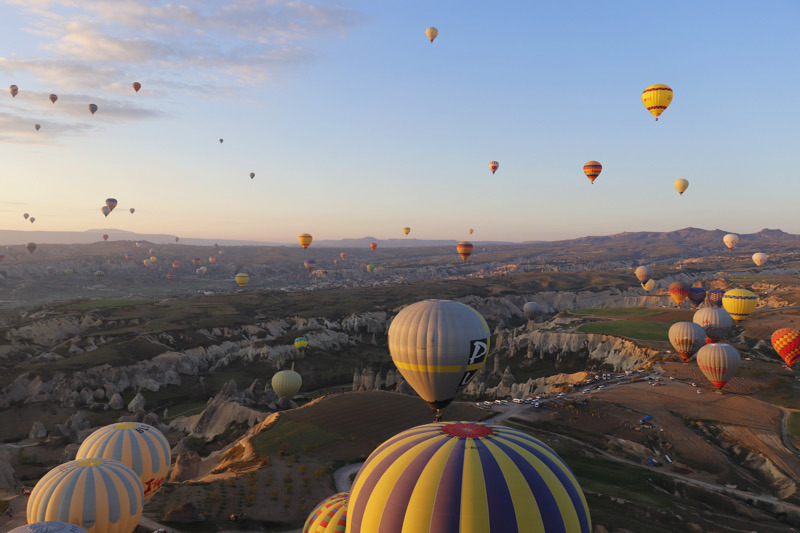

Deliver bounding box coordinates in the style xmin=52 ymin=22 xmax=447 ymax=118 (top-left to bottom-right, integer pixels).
xmin=468 ymin=339 xmax=488 ymax=365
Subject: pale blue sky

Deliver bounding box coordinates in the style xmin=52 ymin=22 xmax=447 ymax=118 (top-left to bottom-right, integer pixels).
xmin=0 ymin=1 xmax=797 ymax=243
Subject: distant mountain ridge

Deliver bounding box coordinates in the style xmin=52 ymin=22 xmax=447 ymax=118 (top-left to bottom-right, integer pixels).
xmin=0 ymin=227 xmax=795 ymax=250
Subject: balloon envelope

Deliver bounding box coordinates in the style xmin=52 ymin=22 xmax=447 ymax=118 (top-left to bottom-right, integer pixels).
xmin=723 ymin=233 xmax=739 ymax=251
xmin=687 ymin=287 xmax=707 ymax=308
xmin=105 ymin=198 xmax=117 ymax=211
xmin=696 ymin=343 xmax=741 ymax=390
xmin=340 ymin=252 xmax=347 ymax=261
xmin=272 ymin=369 xmax=302 ymax=399
xmin=402 ymin=227 xmax=410 ymax=235
xmin=523 ymin=301 xmax=541 ymax=320
xmin=49 ymin=94 xmax=57 ymax=103
xmin=634 ymin=265 xmax=653 ymax=284
xmin=369 ymin=242 xmax=377 ymax=251
xmin=641 ymin=84 xmax=673 ymax=120
xmin=26 ymin=242 xmax=37 ymax=254
xmin=35 ymin=123 xmax=40 ymax=131
xmin=101 ymin=206 xmax=110 ymax=217
xmin=583 ymin=161 xmax=602 ymax=183
xmin=489 ymin=160 xmax=499 ymax=174
xmin=299 ymin=233 xmax=313 ymax=249
xmin=88 ymin=103 xmax=98 ymax=115
xmin=304 ymin=258 xmax=316 ymax=272
xmin=10 ymin=523 xmax=89 ymax=533
xmin=668 ymin=281 xmax=690 ymax=305
xmin=456 ymin=241 xmax=473 ymax=261
xmin=234 ymin=273 xmax=249 ymax=287
xmin=642 ymin=279 xmax=655 ymax=291
xmin=9 ymin=84 xmax=18 ymax=97
xmin=294 ymin=337 xmax=308 ymax=352
xmin=388 ymin=299 xmax=490 ymax=410
xmin=668 ymin=322 xmax=706 ymax=363
xmin=752 ymin=252 xmax=768 ymax=267
xmin=693 ymin=307 xmax=733 ymax=343
xmin=250 ymin=172 xmax=255 ymax=179
xmin=76 ymin=422 xmax=171 ymax=502
xmin=425 ymin=26 xmax=438 ymax=42
xmin=707 ymin=289 xmax=725 ymax=308
xmin=102 ymin=234 xmax=108 ymax=241
xmin=674 ymin=179 xmax=689 ymax=195
xmin=347 ymin=422 xmax=591 ymax=533
xmin=27 ymin=458 xmax=144 ymax=533
xmin=722 ymin=288 xmax=757 ymax=322
xmin=132 ymin=82 xmax=141 ymax=92
xmin=304 ymin=492 xmax=348 ymax=533
xmin=772 ymin=328 xmax=800 ymax=367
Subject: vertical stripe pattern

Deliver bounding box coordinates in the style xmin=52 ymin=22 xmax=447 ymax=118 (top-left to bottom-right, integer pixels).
xmin=346 ymin=422 xmax=591 ymax=533
xmin=76 ymin=422 xmax=170 ymax=502
xmin=304 ymin=492 xmax=349 ymax=533
xmin=9 ymin=522 xmax=89 ymax=533
xmin=27 ymin=458 xmax=143 ymax=533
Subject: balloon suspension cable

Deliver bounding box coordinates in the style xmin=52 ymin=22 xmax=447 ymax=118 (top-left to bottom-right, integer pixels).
xmin=433 ymin=410 xmax=443 ymax=423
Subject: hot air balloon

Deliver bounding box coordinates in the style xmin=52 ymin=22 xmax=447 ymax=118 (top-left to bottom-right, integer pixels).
xmin=9 ymin=84 xmax=18 ymax=97
xmin=674 ymin=179 xmax=689 ymax=195
xmin=196 ymin=266 xmax=207 ymax=275
xmin=34 ymin=123 xmax=41 ymax=131
xmin=299 ymin=233 xmax=313 ymax=249
xmin=489 ymin=160 xmax=499 ymax=174
xmin=102 ymin=234 xmax=109 ymax=241
xmin=366 ymin=264 xmax=375 ymax=273
xmin=583 ymin=161 xmax=602 ymax=184
xmin=191 ymin=257 xmax=202 ymax=267
xmin=88 ymin=103 xmax=98 ymax=115
xmin=402 ymin=227 xmax=411 ymax=236
xmin=129 ymin=208 xmax=135 ymax=214
xmin=23 ymin=213 xmax=29 ymax=219
xmin=634 ymin=265 xmax=653 ymax=284
xmin=149 ymin=256 xmax=157 ymax=262
xmin=668 ymin=322 xmax=706 ymax=363
xmin=707 ymin=289 xmax=725 ymax=308
xmin=723 ymin=233 xmax=739 ymax=251
xmin=523 ymin=301 xmax=541 ymax=320
xmin=247 ymin=171 xmax=255 ymax=180
xmin=26 ymin=458 xmax=144 ymax=533
xmin=668 ymin=281 xmax=690 ymax=305
xmin=132 ymin=82 xmax=141 ymax=92
xmin=172 ymin=261 xmax=180 ymax=268
xmin=388 ymin=299 xmax=489 ymax=412
xmin=76 ymin=422 xmax=171 ymax=502
xmin=123 ymin=254 xmax=132 ymax=260
xmin=26 ymin=242 xmax=37 ymax=254
xmin=642 ymin=279 xmax=655 ymax=291
xmin=456 ymin=241 xmax=473 ymax=261
xmin=696 ymin=343 xmax=741 ymax=391
xmin=101 ymin=206 xmax=110 ymax=218
xmin=208 ymin=256 xmax=217 ymax=264
xmin=135 ymin=241 xmax=143 ymax=247
xmin=772 ymin=328 xmax=800 ymax=368
xmin=304 ymin=492 xmax=348 ymax=533
xmin=294 ymin=337 xmax=308 ymax=352
xmin=219 ymin=138 xmax=223 ymax=143
xmin=340 ymin=252 xmax=347 ymax=261
xmin=641 ymin=84 xmax=673 ymax=120
xmin=143 ymin=259 xmax=152 ymax=267
xmin=29 ymin=216 xmax=36 ymax=224
xmin=369 ymin=242 xmax=377 ymax=251
xmin=693 ymin=307 xmax=733 ymax=343
xmin=49 ymin=94 xmax=57 ymax=104
xmin=272 ymin=369 xmax=302 ymax=399
xmin=425 ymin=26 xmax=438 ymax=42
xmin=174 ymin=236 xmax=179 ymax=243
xmin=722 ymin=288 xmax=757 ymax=322
xmin=10 ymin=523 xmax=89 ymax=533
xmin=752 ymin=252 xmax=768 ymax=268
xmin=304 ymin=258 xmax=316 ymax=272
xmin=468 ymin=228 xmax=473 ymax=235
xmin=235 ymin=273 xmax=249 ymax=287
xmin=217 ymin=249 xmax=223 ymax=255
xmin=687 ymin=287 xmax=707 ymax=309
xmin=94 ymin=271 xmax=105 ymax=281
xmin=347 ymin=421 xmax=591 ymax=533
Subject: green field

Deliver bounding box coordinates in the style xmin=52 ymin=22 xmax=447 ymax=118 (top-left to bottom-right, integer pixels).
xmin=572 ymin=308 xmax=667 ymax=317
xmin=577 ymin=320 xmax=671 ymax=341
xmin=788 ymin=412 xmax=800 ymax=440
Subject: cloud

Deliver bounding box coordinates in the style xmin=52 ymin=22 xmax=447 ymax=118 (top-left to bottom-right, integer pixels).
xmin=4 ymin=1 xmax=365 ymax=88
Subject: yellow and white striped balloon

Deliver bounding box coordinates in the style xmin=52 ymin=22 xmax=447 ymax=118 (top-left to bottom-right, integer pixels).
xmin=27 ymin=458 xmax=143 ymax=533
xmin=76 ymin=422 xmax=171 ymax=501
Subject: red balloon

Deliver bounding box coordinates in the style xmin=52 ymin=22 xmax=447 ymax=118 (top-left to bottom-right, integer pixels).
xmin=369 ymin=242 xmax=378 ymax=251
xmin=772 ymin=328 xmax=800 ymax=367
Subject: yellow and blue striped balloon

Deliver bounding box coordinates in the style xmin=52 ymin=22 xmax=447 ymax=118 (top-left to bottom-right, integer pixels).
xmin=10 ymin=523 xmax=89 ymax=533
xmin=294 ymin=337 xmax=309 ymax=352
xmin=27 ymin=458 xmax=143 ymax=533
xmin=346 ymin=422 xmax=591 ymax=533
xmin=304 ymin=492 xmax=349 ymax=533
xmin=76 ymin=422 xmax=171 ymax=502
xmin=721 ymin=288 xmax=757 ymax=322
